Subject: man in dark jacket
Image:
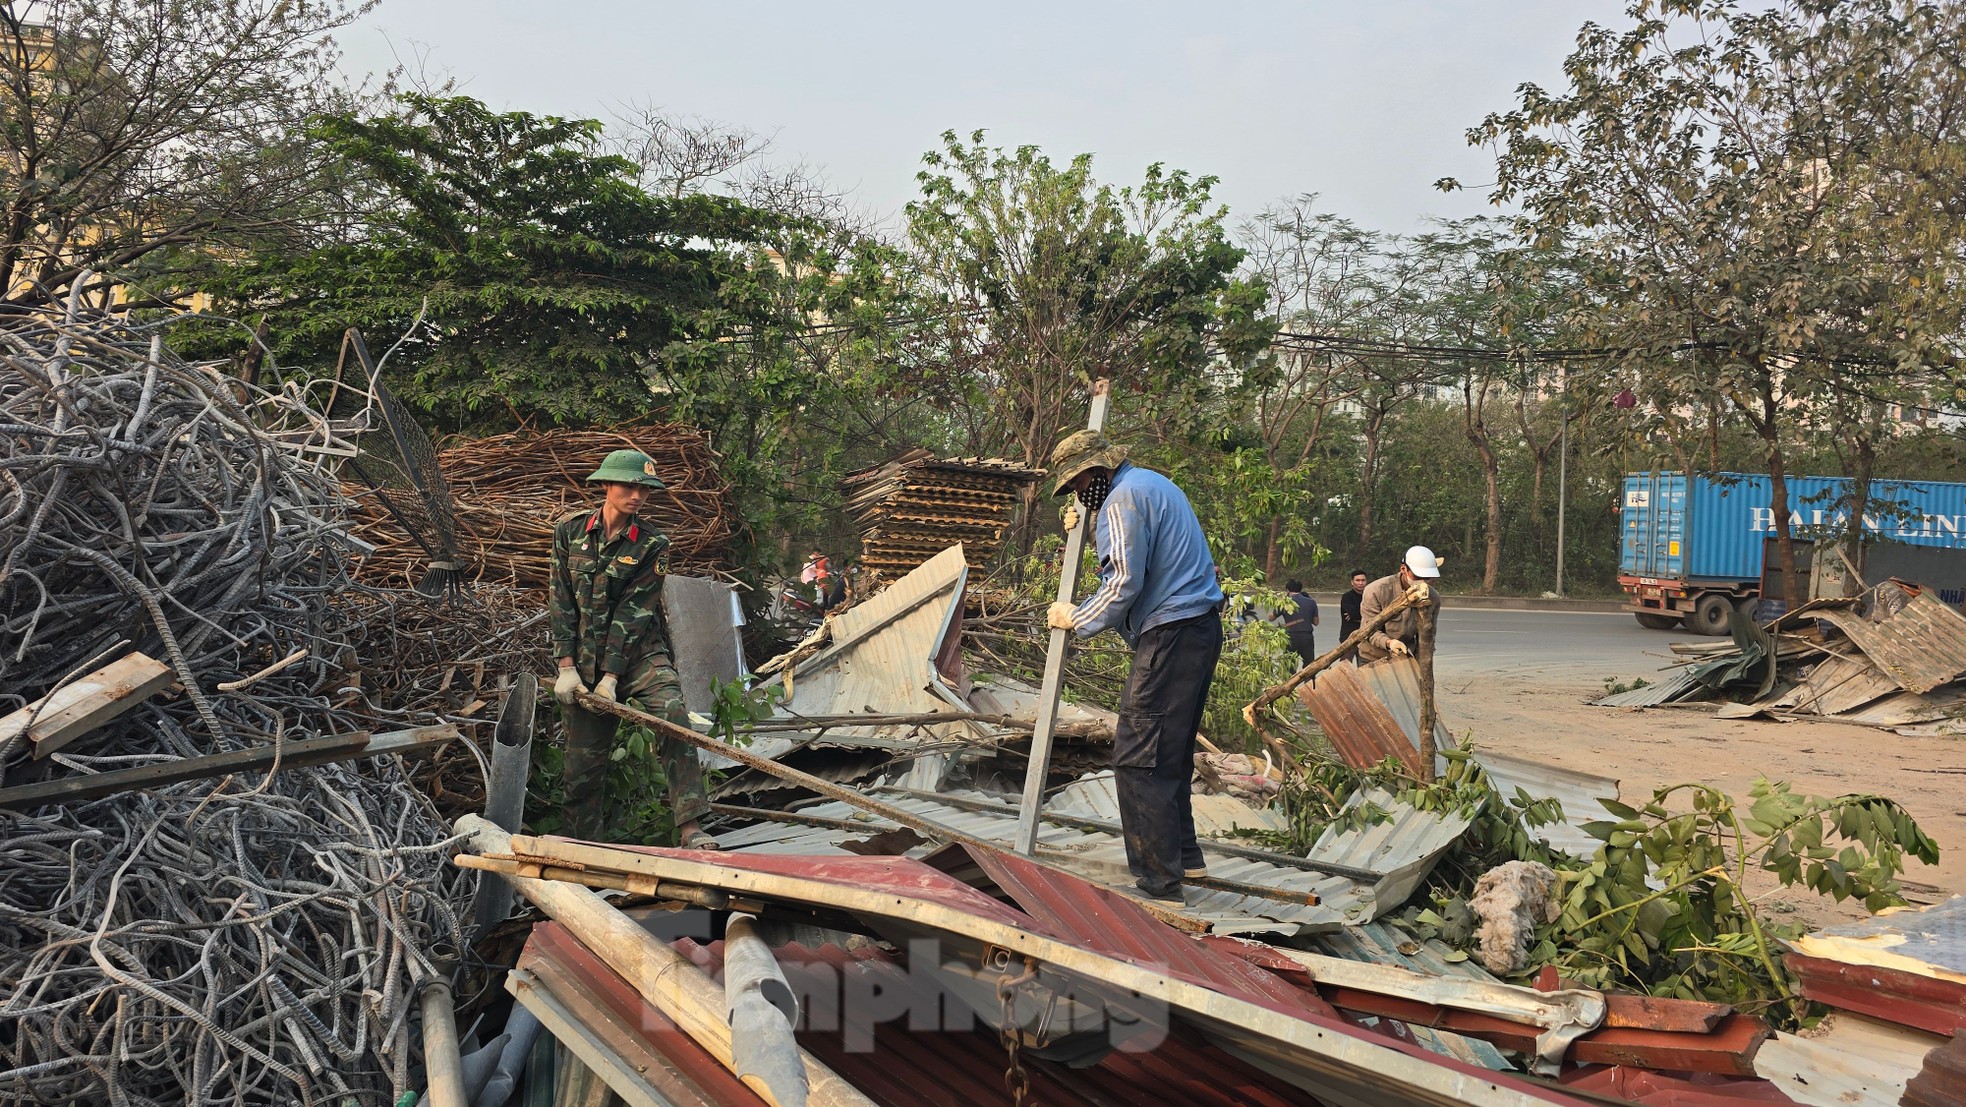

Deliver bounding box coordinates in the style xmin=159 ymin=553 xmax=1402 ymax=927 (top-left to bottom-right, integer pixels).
xmin=549 ymin=449 xmax=712 ymax=847
xmin=1339 ymin=568 xmax=1368 ymax=660
xmin=1279 ymin=579 xmax=1319 ymax=665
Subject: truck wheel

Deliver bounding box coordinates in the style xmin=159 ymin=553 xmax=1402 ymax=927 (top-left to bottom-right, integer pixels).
xmin=1686 ymin=594 xmax=1735 ymax=636
xmin=1634 ymin=612 xmax=1680 ymax=630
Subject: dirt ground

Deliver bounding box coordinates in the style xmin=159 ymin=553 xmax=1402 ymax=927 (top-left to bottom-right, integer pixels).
xmin=1440 ymin=674 xmax=1966 ymax=930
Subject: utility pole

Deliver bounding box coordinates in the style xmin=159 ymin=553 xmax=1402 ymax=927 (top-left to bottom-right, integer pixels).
xmin=1014 ymin=379 xmax=1111 ymax=855
xmin=1555 ymin=378 xmax=1569 ymax=598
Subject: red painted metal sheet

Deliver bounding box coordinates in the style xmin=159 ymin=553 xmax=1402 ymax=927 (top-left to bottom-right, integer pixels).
xmin=1296 ymin=662 xmax=1429 ymax=775
xmin=945 ymin=844 xmax=1340 ymax=1021
xmin=683 ymin=937 xmax=1317 ymax=1107
xmin=1784 ymin=952 xmax=1966 ymax=1036
xmin=1535 ymin=967 xmax=1734 ymax=1032
xmin=1558 ymin=1065 xmax=1801 ymax=1105
xmin=1568 ymin=1015 xmax=1769 ymax=1078
xmin=521 ymin=923 xmax=766 ymax=1106
xmin=1900 ymin=1030 xmax=1966 ymax=1107
xmin=538 ymin=838 xmax=1046 ymax=930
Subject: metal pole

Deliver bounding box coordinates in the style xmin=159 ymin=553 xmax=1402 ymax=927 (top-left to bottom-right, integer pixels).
xmin=1014 ymin=379 xmax=1111 ymax=856
xmin=471 ymin=674 xmax=536 ymax=942
xmin=1556 ymin=389 xmax=1569 ymax=599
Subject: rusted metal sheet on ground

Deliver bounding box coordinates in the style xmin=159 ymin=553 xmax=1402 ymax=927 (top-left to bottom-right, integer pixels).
xmin=1784 ymin=952 xmax=1966 ymax=1037
xmin=1775 ymin=652 xmax=1899 ymax=716
xmin=1534 ymin=968 xmax=1732 ymax=1033
xmin=1813 ymin=589 xmax=1966 ymax=694
xmin=1901 ymin=1029 xmax=1966 ymax=1107
xmin=1297 ymin=661 xmax=1428 ymax=775
xmin=1592 ymin=666 xmax=1709 ymax=708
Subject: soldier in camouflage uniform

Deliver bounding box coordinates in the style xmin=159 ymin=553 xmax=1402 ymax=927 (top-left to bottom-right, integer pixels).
xmin=549 ymin=449 xmax=712 ymax=846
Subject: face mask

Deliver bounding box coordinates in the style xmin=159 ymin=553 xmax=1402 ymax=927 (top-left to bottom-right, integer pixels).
xmin=1078 ymin=472 xmax=1113 ymax=516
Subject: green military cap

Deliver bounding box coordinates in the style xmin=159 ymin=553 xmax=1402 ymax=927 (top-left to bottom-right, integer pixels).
xmin=1048 ymin=430 xmax=1128 ymax=497
xmin=585 ymin=449 xmax=667 ymax=489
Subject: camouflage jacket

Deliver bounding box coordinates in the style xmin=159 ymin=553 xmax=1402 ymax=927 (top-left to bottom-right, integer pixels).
xmin=549 ymin=509 xmax=672 ymax=684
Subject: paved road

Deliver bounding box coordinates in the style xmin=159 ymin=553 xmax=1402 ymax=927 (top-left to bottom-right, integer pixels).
xmin=1431 ymin=607 xmax=1688 ymax=687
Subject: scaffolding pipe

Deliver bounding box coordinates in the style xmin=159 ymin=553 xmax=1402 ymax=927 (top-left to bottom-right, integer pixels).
xmin=455 ymin=815 xmax=872 ymax=1107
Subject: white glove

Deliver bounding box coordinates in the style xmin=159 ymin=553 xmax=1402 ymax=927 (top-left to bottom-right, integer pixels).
xmin=1062 ymin=504 xmax=1081 ymax=531
xmin=1387 ymin=640 xmax=1412 ymax=658
xmin=592 ymin=673 xmax=620 ymax=702
xmin=553 ymin=666 xmax=586 ymax=704
xmin=1047 ymin=601 xmax=1078 ymax=631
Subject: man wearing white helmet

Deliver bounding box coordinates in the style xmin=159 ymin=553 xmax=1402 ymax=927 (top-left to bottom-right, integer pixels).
xmin=1355 ymin=545 xmax=1444 ymax=665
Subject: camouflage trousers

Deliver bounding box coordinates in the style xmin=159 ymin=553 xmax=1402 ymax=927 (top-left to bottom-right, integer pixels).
xmin=560 ymin=653 xmax=708 ymax=842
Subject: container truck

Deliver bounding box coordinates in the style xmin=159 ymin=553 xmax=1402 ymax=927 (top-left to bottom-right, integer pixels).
xmin=1619 ymin=471 xmax=1966 ymax=634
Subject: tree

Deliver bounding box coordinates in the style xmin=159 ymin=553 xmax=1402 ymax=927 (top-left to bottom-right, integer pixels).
xmin=1236 ymin=199 xmax=1381 ymax=580
xmin=204 ymin=94 xmax=780 ymax=431
xmin=0 ymin=0 xmax=368 ymax=309
xmin=1463 ymin=0 xmax=1966 ymax=604
xmin=903 ymin=130 xmax=1270 ymax=552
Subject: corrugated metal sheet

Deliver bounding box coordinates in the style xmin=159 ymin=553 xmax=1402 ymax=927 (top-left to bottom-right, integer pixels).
xmin=710 ymin=790 xmax=1368 ymax=934
xmin=1901 ymin=1029 xmax=1966 ymax=1107
xmin=1297 ymin=661 xmax=1428 ymax=776
xmin=1622 ymin=471 xmax=1966 ymax=582
xmin=734 ymin=546 xmax=979 ymax=788
xmin=1047 ymin=771 xmax=1285 ymax=837
xmin=1306 ymin=787 xmax=1472 ymax=917
xmin=1306 ymin=920 xmax=1517 ymax=1072
xmin=1302 ymin=658 xmax=1621 ymax=861
xmin=1775 ymin=652 xmax=1900 ymax=715
xmin=1814 ymin=589 xmax=1966 ymax=694
xmin=950 ymin=844 xmax=1342 ymax=1021
xmin=1592 ymin=666 xmax=1709 ymax=708
xmin=1753 ymin=1012 xmax=1946 ymax=1107
xmin=682 ymin=936 xmax=1318 ymax=1107
xmin=1475 ymin=750 xmax=1621 ymax=861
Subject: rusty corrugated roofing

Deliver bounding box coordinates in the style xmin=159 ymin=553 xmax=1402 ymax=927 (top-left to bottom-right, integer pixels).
xmin=1297 ymin=661 xmax=1428 ymax=775
xmin=1814 ymin=589 xmax=1966 ymax=694
xmin=1901 ymin=1029 xmax=1966 ymax=1107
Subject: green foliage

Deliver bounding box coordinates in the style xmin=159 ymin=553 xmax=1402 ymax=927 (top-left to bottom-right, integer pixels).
xmin=199 ymin=93 xmax=781 ymax=432
xmin=706 ymin=676 xmax=779 ymax=746
xmin=1517 ymin=780 xmax=1931 ymax=1023
xmin=1601 ymin=676 xmax=1651 ymax=697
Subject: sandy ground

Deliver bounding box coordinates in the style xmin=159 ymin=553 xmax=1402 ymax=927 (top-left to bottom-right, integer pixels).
xmin=1438 ymin=664 xmax=1966 ymax=929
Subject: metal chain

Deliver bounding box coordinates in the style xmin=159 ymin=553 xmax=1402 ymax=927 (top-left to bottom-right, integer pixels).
xmin=996 ymin=963 xmax=1037 ymax=1107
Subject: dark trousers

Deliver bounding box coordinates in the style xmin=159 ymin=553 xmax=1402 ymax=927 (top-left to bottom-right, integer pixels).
xmin=561 ymin=653 xmax=708 ymax=842
xmin=1287 ymin=633 xmax=1317 ymax=668
xmin=1113 ymin=612 xmax=1224 ymax=896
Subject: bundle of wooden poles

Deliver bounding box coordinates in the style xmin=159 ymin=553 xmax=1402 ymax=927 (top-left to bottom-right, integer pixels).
xmin=347 ymin=422 xmax=741 ymax=589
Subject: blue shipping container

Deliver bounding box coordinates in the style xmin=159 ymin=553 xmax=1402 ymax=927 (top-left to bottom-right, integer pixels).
xmin=1621 ymin=471 xmax=1966 ymax=584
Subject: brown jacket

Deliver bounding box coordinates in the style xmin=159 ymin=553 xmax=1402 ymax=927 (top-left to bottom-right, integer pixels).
xmin=1355 ymin=573 xmax=1441 ymax=663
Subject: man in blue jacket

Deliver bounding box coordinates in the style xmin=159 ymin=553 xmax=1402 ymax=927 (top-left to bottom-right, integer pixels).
xmin=1046 ymin=430 xmax=1224 ymax=902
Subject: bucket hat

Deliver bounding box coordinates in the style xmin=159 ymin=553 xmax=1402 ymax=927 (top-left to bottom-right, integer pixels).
xmin=1048 ymin=430 xmax=1128 ymax=497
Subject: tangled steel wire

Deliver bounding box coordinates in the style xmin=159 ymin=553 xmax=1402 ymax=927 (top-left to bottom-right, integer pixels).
xmin=0 ymin=306 xmax=476 ymax=1105
xmin=347 ymin=422 xmax=741 ymax=590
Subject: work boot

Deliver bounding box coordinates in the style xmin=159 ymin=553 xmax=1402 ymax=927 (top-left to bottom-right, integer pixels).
xmin=1134 ymin=879 xmax=1185 ymax=904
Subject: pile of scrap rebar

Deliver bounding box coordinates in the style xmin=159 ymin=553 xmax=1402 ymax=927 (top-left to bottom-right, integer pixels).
xmin=0 ymin=309 xmax=473 ymax=1107
xmin=841 ymin=448 xmax=1044 ymax=577
xmin=349 ymin=423 xmax=740 ymax=590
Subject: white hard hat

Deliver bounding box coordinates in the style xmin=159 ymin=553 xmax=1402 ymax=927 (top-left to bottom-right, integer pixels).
xmin=1403 ymin=545 xmax=1442 ymax=579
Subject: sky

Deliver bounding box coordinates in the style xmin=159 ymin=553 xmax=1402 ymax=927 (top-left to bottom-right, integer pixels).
xmin=337 ymin=2 xmax=1630 ymax=237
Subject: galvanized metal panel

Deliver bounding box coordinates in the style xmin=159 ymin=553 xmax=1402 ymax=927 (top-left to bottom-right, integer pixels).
xmin=1814 ymin=589 xmax=1966 ymax=694
xmin=662 ymin=575 xmax=745 ymax=717
xmin=711 ymin=790 xmax=1367 ymax=934
xmin=1307 ymin=787 xmax=1471 ymax=917
xmin=1591 ymin=666 xmax=1708 ymax=708
xmin=1048 ymin=771 xmax=1285 ymax=838
xmin=1776 ymin=653 xmax=1899 ymax=715
xmin=1475 ymin=750 xmax=1620 ymax=861
xmin=1753 ymin=1012 xmax=1946 ymax=1107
